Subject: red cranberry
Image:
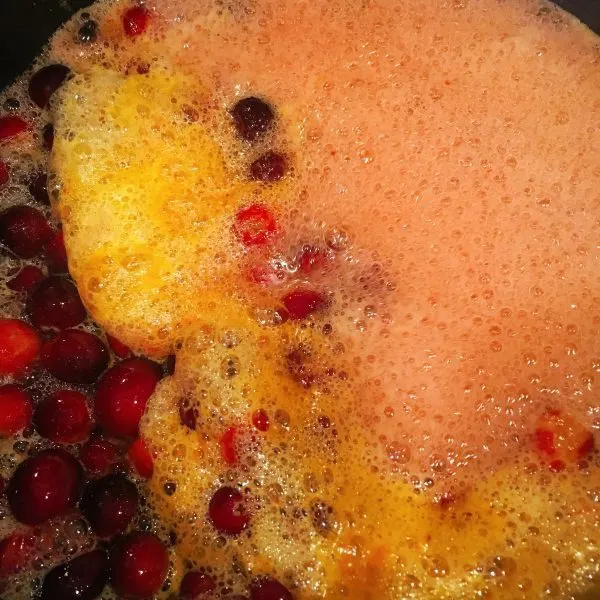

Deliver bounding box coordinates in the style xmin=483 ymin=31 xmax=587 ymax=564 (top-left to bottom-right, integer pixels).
xmin=79 ymin=436 xmax=118 ymax=477
xmin=7 ymin=448 xmax=83 ymax=525
xmin=0 ymin=160 xmax=9 ymax=185
xmin=249 ymin=152 xmax=288 ymax=183
xmin=34 ymin=390 xmax=92 ymax=444
xmin=128 ymin=438 xmax=153 ymax=479
xmin=95 ymin=358 xmax=161 ymax=437
xmin=111 ymin=532 xmax=168 ymax=599
xmin=28 ymin=64 xmax=70 ymax=108
xmin=0 ymin=385 xmax=33 ymax=437
xmin=123 ymin=6 xmax=150 ymax=37
xmin=28 ymin=171 xmax=50 ymax=205
xmin=0 ymin=115 xmax=28 ymax=140
xmin=80 ymin=474 xmax=138 ymax=538
xmin=252 ymin=409 xmax=270 ymax=432
xmin=281 ymin=288 xmax=327 ymax=320
xmin=106 ymin=334 xmax=131 ymax=358
xmin=0 ymin=318 xmax=41 ymax=376
xmin=41 ymin=329 xmax=109 ymax=384
xmin=7 ymin=265 xmax=44 ymax=293
xmin=42 ymin=123 xmax=54 ymax=151
xmin=45 ymin=229 xmax=68 ymax=273
xmin=27 ymin=276 xmax=87 ymax=330
xmin=180 ymin=570 xmax=216 ymax=598
xmin=250 ymin=577 xmax=293 ymax=600
xmin=0 ymin=532 xmax=35 ymax=577
xmin=41 ymin=549 xmax=109 ymax=600
xmin=208 ymin=486 xmax=249 ymax=535
xmin=297 ymin=245 xmax=330 ymax=274
xmin=0 ymin=205 xmax=52 ymax=258
xmin=230 ymin=97 xmax=274 ymax=142
xmin=220 ymin=427 xmax=238 ymax=465
xmin=233 ymin=204 xmax=277 ymax=247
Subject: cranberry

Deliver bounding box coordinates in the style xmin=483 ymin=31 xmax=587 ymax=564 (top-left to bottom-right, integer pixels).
xmin=231 ymin=97 xmax=274 ymax=142
xmin=208 ymin=486 xmax=249 ymax=535
xmin=7 ymin=448 xmax=83 ymax=525
xmin=249 ymin=152 xmax=288 ymax=182
xmin=111 ymin=532 xmax=168 ymax=598
xmin=77 ymin=20 xmax=98 ymax=44
xmin=106 ymin=333 xmax=131 ymax=358
xmin=297 ymin=245 xmax=330 ymax=274
xmin=123 ymin=6 xmax=150 ymax=37
xmin=81 ymin=474 xmax=138 ymax=538
xmin=0 ymin=160 xmax=8 ymax=185
xmin=0 ymin=205 xmax=52 ymax=258
xmin=42 ymin=123 xmax=54 ymax=151
xmin=27 ymin=276 xmax=87 ymax=330
xmin=0 ymin=385 xmax=33 ymax=437
xmin=34 ymin=390 xmax=92 ymax=444
xmin=41 ymin=549 xmax=109 ymax=600
xmin=41 ymin=329 xmax=109 ymax=383
xmin=179 ymin=397 xmax=198 ymax=430
xmin=7 ymin=265 xmax=44 ymax=293
xmin=233 ymin=204 xmax=277 ymax=247
xmin=79 ymin=436 xmax=117 ymax=477
xmin=0 ymin=115 xmax=28 ymax=140
xmin=220 ymin=427 xmax=238 ymax=465
xmin=95 ymin=358 xmax=161 ymax=437
xmin=0 ymin=533 xmax=35 ymax=577
xmin=249 ymin=577 xmax=293 ymax=600
xmin=128 ymin=438 xmax=153 ymax=479
xmin=28 ymin=171 xmax=50 ymax=205
xmin=252 ymin=409 xmax=270 ymax=432
xmin=180 ymin=570 xmax=216 ymax=598
xmin=45 ymin=229 xmax=68 ymax=273
xmin=281 ymin=288 xmax=327 ymax=320
xmin=0 ymin=318 xmax=41 ymax=376
xmin=28 ymin=64 xmax=70 ymax=108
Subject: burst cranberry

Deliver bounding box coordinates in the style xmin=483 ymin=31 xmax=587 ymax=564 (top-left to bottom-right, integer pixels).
xmin=95 ymin=358 xmax=161 ymax=438
xmin=0 ymin=160 xmax=8 ymax=185
xmin=0 ymin=115 xmax=28 ymax=140
xmin=28 ymin=171 xmax=50 ymax=205
xmin=7 ymin=448 xmax=83 ymax=525
xmin=249 ymin=152 xmax=288 ymax=182
xmin=42 ymin=123 xmax=54 ymax=151
xmin=123 ymin=6 xmax=150 ymax=37
xmin=128 ymin=438 xmax=153 ymax=479
xmin=180 ymin=570 xmax=216 ymax=598
xmin=220 ymin=427 xmax=238 ymax=465
xmin=252 ymin=409 xmax=270 ymax=432
xmin=0 ymin=318 xmax=41 ymax=376
xmin=111 ymin=532 xmax=168 ymax=599
xmin=281 ymin=288 xmax=327 ymax=320
xmin=28 ymin=64 xmax=70 ymax=108
xmin=7 ymin=265 xmax=44 ymax=293
xmin=233 ymin=204 xmax=277 ymax=247
xmin=106 ymin=334 xmax=131 ymax=358
xmin=27 ymin=276 xmax=87 ymax=329
xmin=34 ymin=390 xmax=92 ymax=444
xmin=250 ymin=577 xmax=293 ymax=600
xmin=0 ymin=205 xmax=52 ymax=258
xmin=41 ymin=329 xmax=109 ymax=383
xmin=208 ymin=486 xmax=249 ymax=535
xmin=45 ymin=229 xmax=68 ymax=272
xmin=0 ymin=533 xmax=35 ymax=577
xmin=81 ymin=474 xmax=138 ymax=538
xmin=230 ymin=97 xmax=274 ymax=142
xmin=0 ymin=385 xmax=33 ymax=437
xmin=41 ymin=549 xmax=109 ymax=600
xmin=79 ymin=436 xmax=118 ymax=476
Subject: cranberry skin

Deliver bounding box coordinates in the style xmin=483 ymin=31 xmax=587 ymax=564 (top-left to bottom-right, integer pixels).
xmin=128 ymin=438 xmax=153 ymax=479
xmin=252 ymin=409 xmax=270 ymax=432
xmin=111 ymin=532 xmax=169 ymax=599
xmin=249 ymin=152 xmax=288 ymax=183
xmin=27 ymin=276 xmax=87 ymax=330
xmin=81 ymin=474 xmax=138 ymax=538
xmin=180 ymin=570 xmax=216 ymax=598
xmin=28 ymin=64 xmax=70 ymax=108
xmin=7 ymin=265 xmax=45 ymax=293
xmin=42 ymin=123 xmax=54 ymax=151
xmin=281 ymin=289 xmax=326 ymax=320
xmin=95 ymin=358 xmax=161 ymax=438
xmin=0 ymin=205 xmax=52 ymax=258
xmin=233 ymin=204 xmax=278 ymax=247
xmin=250 ymin=577 xmax=293 ymax=600
xmin=0 ymin=115 xmax=28 ymax=140
xmin=41 ymin=329 xmax=109 ymax=384
xmin=7 ymin=448 xmax=83 ymax=525
xmin=0 ymin=160 xmax=9 ymax=185
xmin=41 ymin=549 xmax=109 ymax=600
xmin=230 ymin=97 xmax=274 ymax=142
xmin=0 ymin=385 xmax=33 ymax=437
xmin=123 ymin=6 xmax=150 ymax=37
xmin=208 ymin=486 xmax=249 ymax=535
xmin=0 ymin=318 xmax=41 ymax=376
xmin=106 ymin=333 xmax=131 ymax=358
xmin=28 ymin=171 xmax=50 ymax=205
xmin=0 ymin=533 xmax=35 ymax=577
xmin=45 ymin=229 xmax=68 ymax=273
xmin=79 ymin=436 xmax=117 ymax=477
xmin=34 ymin=390 xmax=92 ymax=444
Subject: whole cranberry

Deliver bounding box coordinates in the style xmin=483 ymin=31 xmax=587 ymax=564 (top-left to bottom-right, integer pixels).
xmin=230 ymin=97 xmax=274 ymax=142
xmin=0 ymin=385 xmax=33 ymax=437
xmin=208 ymin=486 xmax=250 ymax=535
xmin=28 ymin=64 xmax=70 ymax=108
xmin=45 ymin=228 xmax=68 ymax=273
xmin=123 ymin=6 xmax=150 ymax=37
xmin=79 ymin=436 xmax=118 ymax=477
xmin=0 ymin=115 xmax=28 ymax=140
xmin=27 ymin=276 xmax=87 ymax=330
xmin=6 ymin=265 xmax=45 ymax=293
xmin=0 ymin=205 xmax=52 ymax=258
xmin=0 ymin=532 xmax=35 ymax=577
xmin=0 ymin=318 xmax=41 ymax=377
xmin=34 ymin=390 xmax=93 ymax=444
xmin=249 ymin=577 xmax=294 ymax=600
xmin=180 ymin=570 xmax=216 ymax=597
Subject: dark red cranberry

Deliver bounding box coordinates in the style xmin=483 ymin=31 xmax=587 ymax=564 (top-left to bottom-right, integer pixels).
xmin=0 ymin=115 xmax=28 ymax=140
xmin=27 ymin=276 xmax=87 ymax=329
xmin=0 ymin=160 xmax=9 ymax=185
xmin=106 ymin=334 xmax=131 ymax=358
xmin=250 ymin=577 xmax=293 ymax=600
xmin=233 ymin=204 xmax=277 ymax=247
xmin=78 ymin=20 xmax=98 ymax=44
xmin=34 ymin=390 xmax=92 ymax=444
xmin=28 ymin=171 xmax=50 ymax=205
xmin=0 ymin=532 xmax=35 ymax=577
xmin=45 ymin=229 xmax=68 ymax=272
xmin=123 ymin=6 xmax=150 ymax=37
xmin=208 ymin=486 xmax=249 ymax=535
xmin=95 ymin=358 xmax=161 ymax=437
xmin=80 ymin=474 xmax=138 ymax=538
xmin=281 ymin=288 xmax=327 ymax=320
xmin=42 ymin=123 xmax=54 ymax=151
xmin=28 ymin=64 xmax=70 ymax=108
xmin=0 ymin=205 xmax=52 ymax=258
xmin=249 ymin=152 xmax=288 ymax=183
xmin=41 ymin=329 xmax=109 ymax=384
xmin=180 ymin=570 xmax=216 ymax=598
xmin=0 ymin=318 xmax=41 ymax=377
xmin=220 ymin=427 xmax=238 ymax=465
xmin=179 ymin=397 xmax=197 ymax=430
xmin=0 ymin=385 xmax=33 ymax=437
xmin=79 ymin=436 xmax=117 ymax=477
xmin=111 ymin=532 xmax=168 ymax=598
xmin=230 ymin=97 xmax=274 ymax=142
xmin=127 ymin=438 xmax=153 ymax=479
xmin=7 ymin=265 xmax=44 ymax=293
xmin=164 ymin=353 xmax=176 ymax=376
xmin=7 ymin=448 xmax=83 ymax=525
xmin=252 ymin=409 xmax=270 ymax=432
xmin=41 ymin=549 xmax=109 ymax=600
